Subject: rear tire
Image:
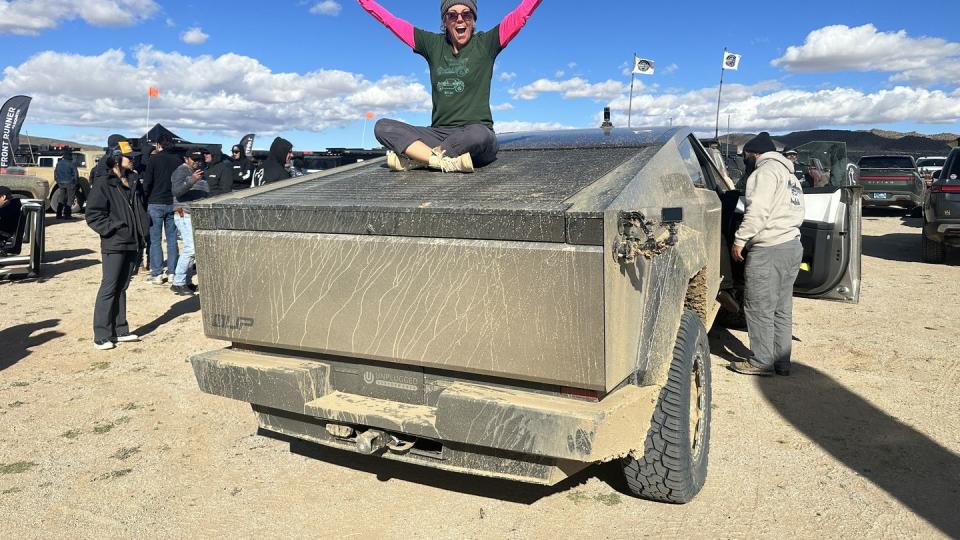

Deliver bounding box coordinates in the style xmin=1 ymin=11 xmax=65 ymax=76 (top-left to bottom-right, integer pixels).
xmin=622 ymin=309 xmax=711 ymax=504
xmin=922 ymin=231 xmax=946 ymax=264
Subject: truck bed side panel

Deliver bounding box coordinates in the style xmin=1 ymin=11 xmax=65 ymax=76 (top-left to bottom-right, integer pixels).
xmin=195 ymin=230 xmax=606 ymax=389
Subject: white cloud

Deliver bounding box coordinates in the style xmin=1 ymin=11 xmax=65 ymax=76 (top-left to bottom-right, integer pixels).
xmin=494 ymin=120 xmax=574 ymax=133
xmin=568 ymin=62 xmax=577 ymax=69
xmin=662 ymin=63 xmax=678 ymax=75
xmin=606 ymin=81 xmax=960 ymax=132
xmin=0 ymin=46 xmax=431 ymax=135
xmin=772 ymin=24 xmax=960 ymax=84
xmin=310 ymin=0 xmax=342 ymax=16
xmin=554 ymin=70 xmax=565 ymax=78
xmin=0 ymin=0 xmax=159 ymax=35
xmin=180 ymin=27 xmax=209 ymax=45
xmin=498 ymin=71 xmax=517 ymax=81
xmin=491 ymin=102 xmax=514 ymax=111
xmin=511 ymin=77 xmax=630 ymax=101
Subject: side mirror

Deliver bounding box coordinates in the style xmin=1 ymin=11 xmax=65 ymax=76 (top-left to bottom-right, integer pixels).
xmin=932 ymin=170 xmax=941 ymax=180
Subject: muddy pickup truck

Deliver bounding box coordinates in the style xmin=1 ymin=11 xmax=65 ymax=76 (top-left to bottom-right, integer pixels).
xmin=189 ymin=128 xmax=862 ymax=503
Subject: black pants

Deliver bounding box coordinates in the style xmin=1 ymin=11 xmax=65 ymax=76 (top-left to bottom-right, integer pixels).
xmin=374 ymin=119 xmax=499 ymax=167
xmin=93 ymin=251 xmax=139 ymax=341
xmin=56 ymin=184 xmax=77 ymax=218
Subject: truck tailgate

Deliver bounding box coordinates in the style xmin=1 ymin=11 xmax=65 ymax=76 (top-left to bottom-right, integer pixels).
xmin=195 ymin=229 xmax=606 ymax=389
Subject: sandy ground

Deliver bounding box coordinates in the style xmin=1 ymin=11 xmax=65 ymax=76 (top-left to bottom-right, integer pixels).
xmin=1 ymin=209 xmax=958 ymax=539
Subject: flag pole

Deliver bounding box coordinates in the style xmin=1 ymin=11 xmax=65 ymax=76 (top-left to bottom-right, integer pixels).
xmin=627 ymin=52 xmax=636 ymax=128
xmin=361 ymin=117 xmax=367 ymax=148
xmin=146 ymin=93 xmax=152 ymax=133
xmin=715 ymin=48 xmax=726 ymax=140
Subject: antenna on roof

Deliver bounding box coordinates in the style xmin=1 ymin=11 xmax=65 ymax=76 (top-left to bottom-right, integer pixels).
xmin=601 ymin=107 xmax=613 ymax=129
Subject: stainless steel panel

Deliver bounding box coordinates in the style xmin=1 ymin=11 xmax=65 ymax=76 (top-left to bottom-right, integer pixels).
xmin=196 ymin=231 xmax=605 ymax=389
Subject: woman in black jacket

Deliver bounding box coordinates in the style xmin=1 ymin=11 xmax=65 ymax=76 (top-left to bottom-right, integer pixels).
xmin=85 ymin=149 xmax=151 ymax=350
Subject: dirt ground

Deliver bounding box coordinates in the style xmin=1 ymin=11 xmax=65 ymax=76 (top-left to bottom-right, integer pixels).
xmin=1 ymin=209 xmax=958 ymax=539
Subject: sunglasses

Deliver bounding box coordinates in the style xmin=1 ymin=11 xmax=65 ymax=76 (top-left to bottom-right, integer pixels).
xmin=445 ymin=10 xmax=474 ymax=23
xmin=232 ymin=149 xmax=241 ymax=153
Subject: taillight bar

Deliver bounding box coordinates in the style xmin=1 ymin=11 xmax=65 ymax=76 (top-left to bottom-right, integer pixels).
xmin=860 ymin=176 xmax=916 ymax=181
xmin=931 ymin=184 xmax=960 ymax=193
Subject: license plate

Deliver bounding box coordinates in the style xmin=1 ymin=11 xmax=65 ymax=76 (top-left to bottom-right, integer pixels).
xmin=871 ymin=192 xmax=889 ymax=200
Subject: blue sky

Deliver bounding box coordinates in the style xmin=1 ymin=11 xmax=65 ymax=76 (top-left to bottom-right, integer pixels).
xmin=1 ymin=0 xmax=959 ymax=152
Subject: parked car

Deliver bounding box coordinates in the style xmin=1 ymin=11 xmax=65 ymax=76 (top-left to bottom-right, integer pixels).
xmin=916 ymin=156 xmax=947 ymax=187
xmin=187 ymin=127 xmax=862 ymax=504
xmin=857 ymin=155 xmax=925 ymax=211
xmin=921 ymin=148 xmax=960 ymax=263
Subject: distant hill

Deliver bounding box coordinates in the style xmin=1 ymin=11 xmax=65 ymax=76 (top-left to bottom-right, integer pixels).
xmin=19 ymin=135 xmax=100 ymax=151
xmin=717 ymin=129 xmax=957 ymax=158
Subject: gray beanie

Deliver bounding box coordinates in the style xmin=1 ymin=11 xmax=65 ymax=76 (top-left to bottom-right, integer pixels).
xmin=441 ymin=0 xmax=477 ymax=21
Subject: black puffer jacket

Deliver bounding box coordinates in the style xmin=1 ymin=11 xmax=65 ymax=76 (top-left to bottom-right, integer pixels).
xmin=85 ymin=170 xmax=150 ymax=253
xmin=259 ymin=137 xmax=292 ymax=184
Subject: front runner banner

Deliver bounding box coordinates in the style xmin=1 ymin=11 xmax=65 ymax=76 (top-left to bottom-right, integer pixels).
xmin=633 ymin=57 xmax=655 ymax=75
xmin=0 ymin=95 xmax=32 ymax=173
xmin=239 ymin=133 xmax=255 ymax=158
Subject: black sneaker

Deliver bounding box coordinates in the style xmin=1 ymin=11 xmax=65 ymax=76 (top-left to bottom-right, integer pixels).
xmin=186 ymin=283 xmax=199 ymax=293
xmin=774 ymin=365 xmax=791 ymax=376
xmin=170 ymin=284 xmax=194 ymax=296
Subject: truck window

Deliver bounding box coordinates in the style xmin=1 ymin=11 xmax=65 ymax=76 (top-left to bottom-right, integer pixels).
xmin=858 ymin=156 xmax=914 ymax=169
xmin=677 ymin=138 xmax=705 ymax=187
xmin=38 ymin=157 xmax=54 ymax=167
xmin=917 ymin=158 xmax=945 ymax=168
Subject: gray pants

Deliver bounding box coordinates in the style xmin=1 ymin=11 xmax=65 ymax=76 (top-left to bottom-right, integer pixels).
xmin=56 ymin=183 xmax=76 ymax=217
xmin=93 ymin=251 xmax=139 ymax=342
xmin=743 ymin=238 xmax=803 ymax=370
xmin=374 ymin=119 xmax=499 ymax=167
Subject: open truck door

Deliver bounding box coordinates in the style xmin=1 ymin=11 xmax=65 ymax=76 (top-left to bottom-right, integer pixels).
xmin=791 ymin=141 xmax=862 ymax=303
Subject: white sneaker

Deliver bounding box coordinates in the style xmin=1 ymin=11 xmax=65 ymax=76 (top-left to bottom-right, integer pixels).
xmin=386 ymin=151 xmax=428 ymax=172
xmin=94 ymin=340 xmax=115 ymax=350
xmin=428 ymin=151 xmax=474 ymax=173
xmin=144 ymin=274 xmax=167 ymax=285
xmin=116 ymin=334 xmax=141 ymax=343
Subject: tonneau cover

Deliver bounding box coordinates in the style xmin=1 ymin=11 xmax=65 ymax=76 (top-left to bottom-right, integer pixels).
xmin=191 ymin=128 xmax=674 ymax=244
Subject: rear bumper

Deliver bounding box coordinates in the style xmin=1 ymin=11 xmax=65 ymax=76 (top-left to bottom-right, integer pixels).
xmin=861 ymin=190 xmax=921 ymax=207
xmin=191 ymin=348 xmax=658 ymax=484
xmin=924 ymin=219 xmax=960 ymax=244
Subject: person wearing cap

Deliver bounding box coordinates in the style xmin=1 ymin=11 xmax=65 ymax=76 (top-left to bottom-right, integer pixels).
xmin=729 ymin=132 xmax=805 ymax=377
xmin=169 ymin=151 xmax=210 ymax=295
xmin=53 ymin=150 xmax=79 ymax=219
xmin=228 ymin=144 xmax=253 ymax=189
xmin=142 ymin=133 xmax=182 ymax=285
xmin=783 ymin=148 xmax=798 ymax=162
xmin=0 ymin=185 xmax=23 ymax=244
xmin=358 ymin=0 xmax=542 ymax=173
xmin=85 ymin=147 xmax=149 ymax=350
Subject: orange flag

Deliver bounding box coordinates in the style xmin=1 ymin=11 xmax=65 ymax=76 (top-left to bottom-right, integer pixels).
xmin=148 ymin=86 xmax=160 ymax=97
xmin=365 ymin=111 xmax=374 ymax=119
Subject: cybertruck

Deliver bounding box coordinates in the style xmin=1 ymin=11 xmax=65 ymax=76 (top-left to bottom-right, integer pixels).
xmin=189 ymin=128 xmax=861 ymax=503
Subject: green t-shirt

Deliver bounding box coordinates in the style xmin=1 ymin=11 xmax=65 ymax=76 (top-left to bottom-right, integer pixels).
xmin=414 ymin=26 xmax=503 ymax=129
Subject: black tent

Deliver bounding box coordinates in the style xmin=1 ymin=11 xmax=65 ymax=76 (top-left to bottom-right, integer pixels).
xmin=141 ymin=123 xmax=187 ymax=145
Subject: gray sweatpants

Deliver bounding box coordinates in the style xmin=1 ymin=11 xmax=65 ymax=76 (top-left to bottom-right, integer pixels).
xmin=743 ymin=238 xmax=803 ymax=370
xmin=374 ymin=118 xmax=499 ymax=167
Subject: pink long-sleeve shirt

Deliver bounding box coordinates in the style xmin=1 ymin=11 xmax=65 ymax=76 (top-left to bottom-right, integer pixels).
xmin=358 ymin=0 xmax=541 ymax=50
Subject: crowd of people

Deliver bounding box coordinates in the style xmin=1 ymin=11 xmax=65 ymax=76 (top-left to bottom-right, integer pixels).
xmin=82 ymin=133 xmax=295 ymax=350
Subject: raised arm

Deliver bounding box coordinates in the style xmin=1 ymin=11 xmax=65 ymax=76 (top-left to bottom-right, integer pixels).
xmin=357 ymin=0 xmax=416 ymax=49
xmin=499 ymin=0 xmax=542 ymax=48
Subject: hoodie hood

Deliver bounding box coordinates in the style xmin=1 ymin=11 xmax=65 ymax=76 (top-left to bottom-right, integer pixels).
xmin=268 ymin=137 xmax=292 ymax=164
xmin=756 ymin=151 xmax=795 ymax=175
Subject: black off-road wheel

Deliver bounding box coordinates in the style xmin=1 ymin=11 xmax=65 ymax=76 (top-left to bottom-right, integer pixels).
xmin=921 ymin=231 xmax=946 ymax=264
xmin=622 ymin=309 xmax=711 ymax=504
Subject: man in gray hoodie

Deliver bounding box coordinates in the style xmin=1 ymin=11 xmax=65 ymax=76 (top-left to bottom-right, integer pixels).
xmin=170 ymin=151 xmax=209 ymax=295
xmin=730 ymin=132 xmax=805 ymax=377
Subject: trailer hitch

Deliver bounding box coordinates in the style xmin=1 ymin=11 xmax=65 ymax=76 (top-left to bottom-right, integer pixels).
xmin=613 ymin=208 xmax=683 ymax=263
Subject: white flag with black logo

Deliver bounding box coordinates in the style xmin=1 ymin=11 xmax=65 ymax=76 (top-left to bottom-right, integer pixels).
xmin=722 ymin=51 xmax=742 ymax=70
xmin=633 ymin=57 xmax=655 ymax=75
